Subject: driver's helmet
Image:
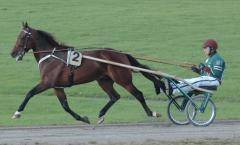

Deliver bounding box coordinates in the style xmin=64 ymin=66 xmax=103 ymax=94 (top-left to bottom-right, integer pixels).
xmin=203 ymin=39 xmax=218 ymax=50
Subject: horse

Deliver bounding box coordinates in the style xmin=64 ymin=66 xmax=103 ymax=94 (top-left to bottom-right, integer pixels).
xmin=10 ymin=22 xmax=165 ymax=124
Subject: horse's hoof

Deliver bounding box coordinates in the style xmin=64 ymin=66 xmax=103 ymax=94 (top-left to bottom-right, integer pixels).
xmin=152 ymin=111 xmax=161 ymax=118
xmin=97 ymin=116 xmax=105 ymax=124
xmin=83 ymin=116 xmax=90 ymax=124
xmin=12 ymin=111 xmax=21 ymax=119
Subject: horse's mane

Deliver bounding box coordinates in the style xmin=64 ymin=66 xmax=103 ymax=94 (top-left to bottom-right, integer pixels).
xmin=37 ymin=30 xmax=71 ymax=48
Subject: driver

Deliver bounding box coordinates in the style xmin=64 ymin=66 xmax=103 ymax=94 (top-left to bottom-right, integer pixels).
xmin=165 ymin=39 xmax=226 ymax=95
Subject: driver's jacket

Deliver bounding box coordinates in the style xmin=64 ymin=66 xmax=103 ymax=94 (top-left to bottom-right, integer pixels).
xmin=200 ymin=53 xmax=225 ymax=82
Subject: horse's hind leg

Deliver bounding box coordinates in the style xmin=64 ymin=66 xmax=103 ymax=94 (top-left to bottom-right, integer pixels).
xmin=97 ymin=76 xmax=120 ymax=124
xmin=107 ymin=65 xmax=160 ymax=118
xmin=54 ymin=88 xmax=90 ymax=124
xmin=123 ymin=83 xmax=161 ymax=117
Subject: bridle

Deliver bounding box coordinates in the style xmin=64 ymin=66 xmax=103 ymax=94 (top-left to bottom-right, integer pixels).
xmin=17 ymin=29 xmax=69 ymax=66
xmin=16 ymin=28 xmax=66 ymax=64
xmin=22 ymin=29 xmax=33 ymax=52
xmin=22 ymin=29 xmax=69 ymax=54
xmin=15 ymin=28 xmax=33 ymax=61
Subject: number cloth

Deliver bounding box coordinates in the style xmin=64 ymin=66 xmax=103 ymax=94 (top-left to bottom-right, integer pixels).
xmin=67 ymin=50 xmax=82 ymax=66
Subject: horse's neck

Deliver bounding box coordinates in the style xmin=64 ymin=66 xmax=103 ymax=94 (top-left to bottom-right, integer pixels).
xmin=33 ymin=34 xmax=67 ymax=63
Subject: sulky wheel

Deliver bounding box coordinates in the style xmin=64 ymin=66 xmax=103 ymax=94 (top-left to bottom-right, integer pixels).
xmin=186 ymin=95 xmax=216 ymax=127
xmin=167 ymin=95 xmax=190 ymax=125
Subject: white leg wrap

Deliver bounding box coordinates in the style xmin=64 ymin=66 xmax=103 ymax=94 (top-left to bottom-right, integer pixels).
xmin=152 ymin=112 xmax=157 ymax=117
xmin=12 ymin=111 xmax=21 ymax=119
xmin=152 ymin=111 xmax=161 ymax=117
xmin=97 ymin=116 xmax=105 ymax=124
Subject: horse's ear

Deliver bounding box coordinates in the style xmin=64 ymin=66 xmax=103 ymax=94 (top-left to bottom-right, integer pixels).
xmin=22 ymin=21 xmax=29 ymax=28
xmin=25 ymin=21 xmax=29 ymax=28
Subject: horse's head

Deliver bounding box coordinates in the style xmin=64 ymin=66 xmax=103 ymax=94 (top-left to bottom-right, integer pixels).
xmin=11 ymin=22 xmax=36 ymax=61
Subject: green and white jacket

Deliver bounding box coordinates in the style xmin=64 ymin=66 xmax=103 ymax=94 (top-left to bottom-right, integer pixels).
xmin=201 ymin=53 xmax=225 ymax=81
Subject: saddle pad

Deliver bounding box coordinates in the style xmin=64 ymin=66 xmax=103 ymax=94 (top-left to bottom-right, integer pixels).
xmin=67 ymin=49 xmax=82 ymax=66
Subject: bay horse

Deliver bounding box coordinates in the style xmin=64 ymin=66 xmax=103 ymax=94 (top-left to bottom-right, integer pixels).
xmin=10 ymin=22 xmax=164 ymax=124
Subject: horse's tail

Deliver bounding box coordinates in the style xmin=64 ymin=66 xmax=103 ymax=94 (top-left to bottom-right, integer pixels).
xmin=126 ymin=54 xmax=165 ymax=95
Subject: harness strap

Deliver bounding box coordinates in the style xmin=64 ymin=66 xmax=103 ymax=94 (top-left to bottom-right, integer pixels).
xmin=38 ymin=48 xmax=67 ymax=68
xmin=38 ymin=54 xmax=52 ymax=68
xmin=68 ymin=66 xmax=75 ymax=87
xmin=38 ymin=48 xmax=76 ymax=88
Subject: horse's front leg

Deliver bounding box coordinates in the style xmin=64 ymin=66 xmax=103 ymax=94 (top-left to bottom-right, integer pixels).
xmin=12 ymin=83 xmax=50 ymax=119
xmin=54 ymin=88 xmax=90 ymax=124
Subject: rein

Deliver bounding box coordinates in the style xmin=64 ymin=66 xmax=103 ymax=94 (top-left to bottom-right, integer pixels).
xmin=128 ymin=54 xmax=194 ymax=69
xmin=31 ymin=48 xmax=194 ymax=69
xmin=32 ymin=49 xmax=68 ymax=54
xmin=81 ymin=49 xmax=195 ymax=69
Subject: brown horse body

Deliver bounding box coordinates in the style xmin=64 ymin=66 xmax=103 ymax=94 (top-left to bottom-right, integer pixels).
xmin=11 ymin=23 xmax=164 ymax=124
xmin=39 ymin=49 xmax=133 ymax=87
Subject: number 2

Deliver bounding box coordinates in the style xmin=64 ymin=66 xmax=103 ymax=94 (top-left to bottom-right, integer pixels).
xmin=72 ymin=52 xmax=80 ymax=62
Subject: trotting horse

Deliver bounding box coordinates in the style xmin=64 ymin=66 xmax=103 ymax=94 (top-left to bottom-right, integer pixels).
xmin=10 ymin=22 xmax=164 ymax=124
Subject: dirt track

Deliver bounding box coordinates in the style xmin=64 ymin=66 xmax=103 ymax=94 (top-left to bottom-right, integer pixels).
xmin=1 ymin=121 xmax=240 ymax=145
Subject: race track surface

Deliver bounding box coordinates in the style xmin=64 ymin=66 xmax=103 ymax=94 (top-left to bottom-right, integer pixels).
xmin=1 ymin=121 xmax=240 ymax=145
